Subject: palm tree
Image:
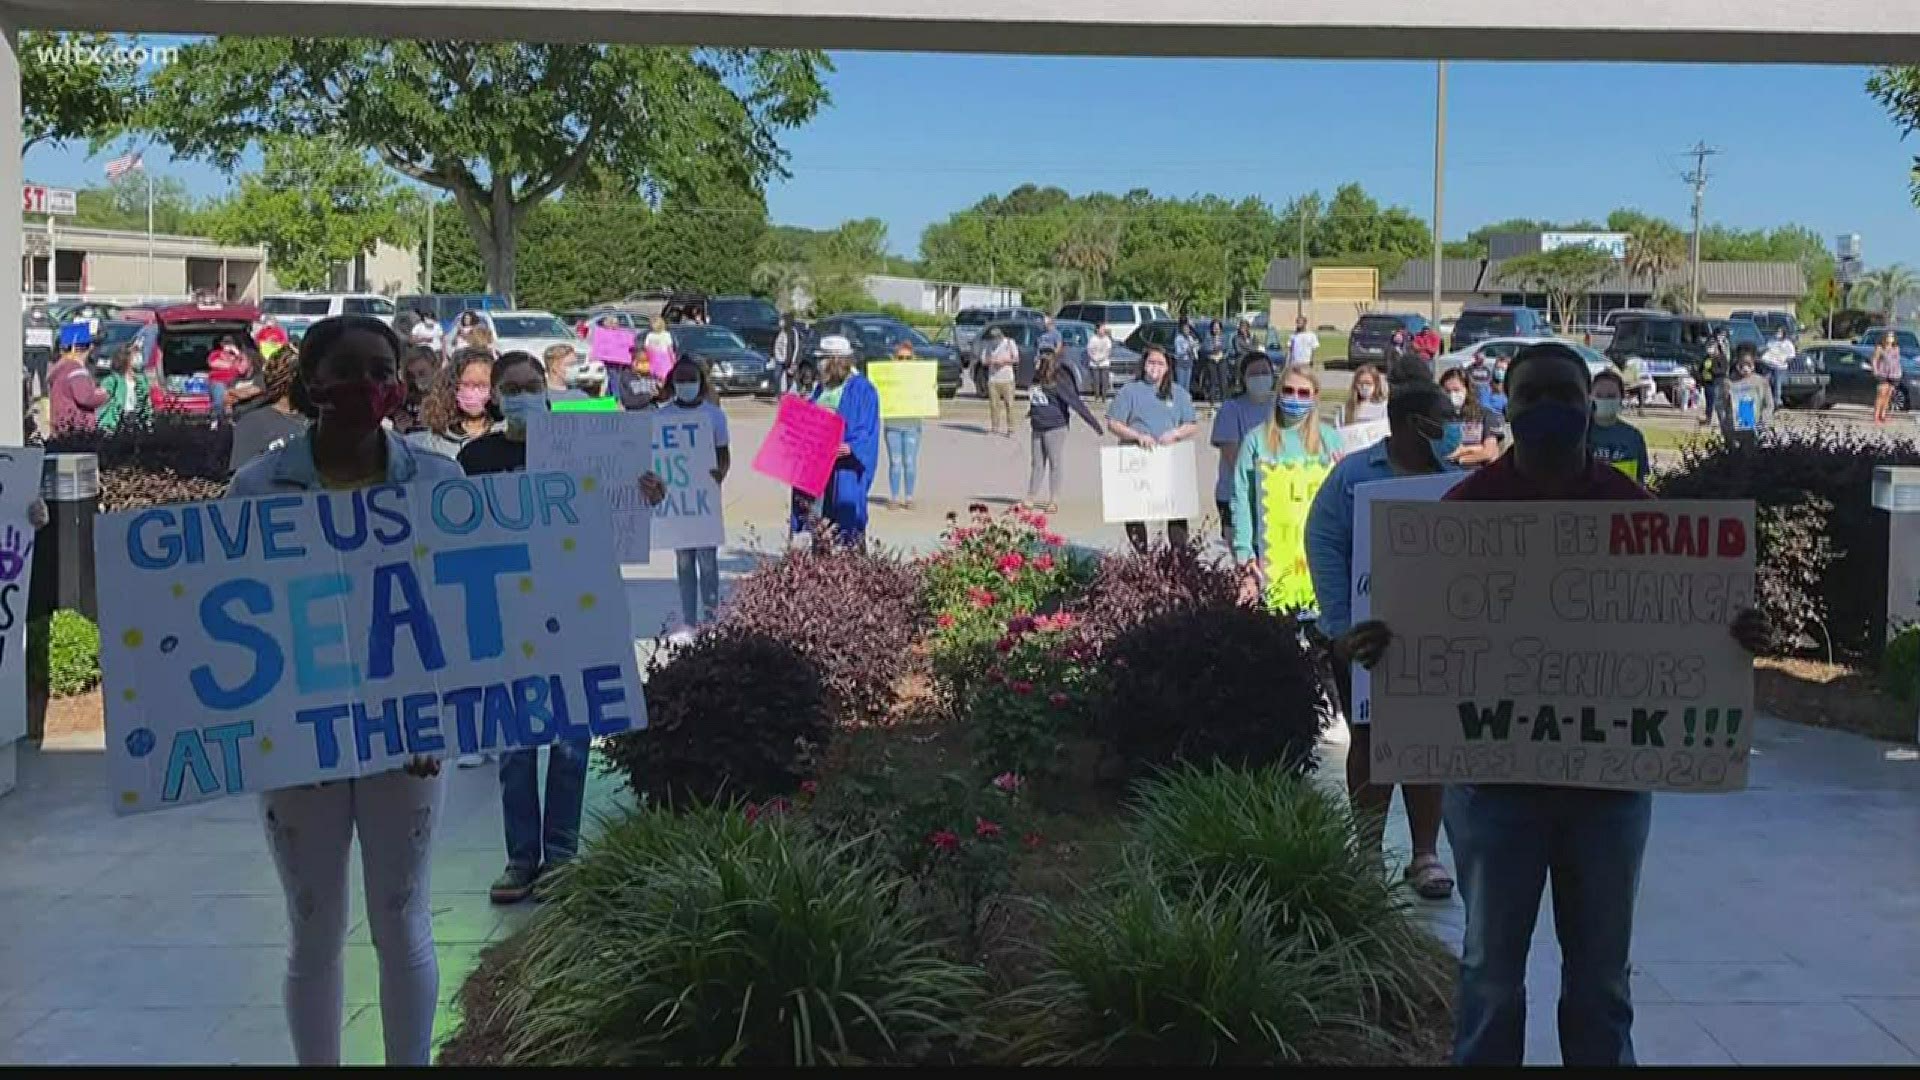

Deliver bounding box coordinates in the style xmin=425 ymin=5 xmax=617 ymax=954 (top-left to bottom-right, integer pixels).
xmin=1053 ymin=216 xmax=1120 ymax=297
xmin=1023 ymin=267 xmax=1083 ymax=312
xmin=1858 ymin=264 xmax=1919 ymax=322
xmin=1624 ymin=223 xmax=1685 ymax=305
xmin=751 ymin=261 xmax=812 ymax=313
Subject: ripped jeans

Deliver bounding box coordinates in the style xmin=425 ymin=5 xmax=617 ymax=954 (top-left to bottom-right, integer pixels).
xmin=263 ymin=768 xmax=445 ymax=1066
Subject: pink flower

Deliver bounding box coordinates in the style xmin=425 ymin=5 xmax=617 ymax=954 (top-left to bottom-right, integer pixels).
xmin=1042 ymin=532 xmax=1065 ymax=547
xmin=998 ymin=552 xmax=1026 ymax=573
xmin=1006 ymin=614 xmax=1037 ymax=636
xmin=766 ymin=797 xmax=791 ymax=816
xmin=1023 ymin=832 xmax=1045 ymax=850
xmin=992 ymin=771 xmax=1024 ymax=793
xmin=929 ymin=829 xmax=960 ymax=852
xmin=986 ymin=666 xmax=1004 ymax=684
xmin=744 ymin=802 xmax=761 ymax=824
xmin=1049 ymin=691 xmax=1070 ymax=708
xmin=1011 ymin=680 xmax=1033 ymax=695
xmin=1030 ymin=512 xmax=1049 ymax=529
xmin=995 ymin=636 xmax=1016 ymax=653
xmin=975 ymin=817 xmax=1004 ymax=840
xmin=936 ymin=613 xmax=956 ymax=629
xmin=800 ymin=780 xmax=819 ymax=796
xmin=1033 ymin=554 xmax=1055 ymax=572
xmin=968 ymin=587 xmax=997 ymax=609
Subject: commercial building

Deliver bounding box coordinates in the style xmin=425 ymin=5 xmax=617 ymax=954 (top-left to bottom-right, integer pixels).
xmin=788 ymin=273 xmax=1021 ymax=316
xmin=21 ymin=222 xmax=269 ymax=304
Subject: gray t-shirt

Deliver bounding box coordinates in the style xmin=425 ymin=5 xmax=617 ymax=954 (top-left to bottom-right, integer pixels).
xmin=1107 ymin=380 xmax=1197 ymax=440
xmin=1209 ymin=396 xmax=1270 ymax=503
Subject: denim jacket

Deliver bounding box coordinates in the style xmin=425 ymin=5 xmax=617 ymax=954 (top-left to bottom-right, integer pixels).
xmin=227 ymin=427 xmax=466 ymax=497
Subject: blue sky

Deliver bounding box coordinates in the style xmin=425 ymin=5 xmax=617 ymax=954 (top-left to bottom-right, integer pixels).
xmin=27 ymin=51 xmax=1920 ymax=263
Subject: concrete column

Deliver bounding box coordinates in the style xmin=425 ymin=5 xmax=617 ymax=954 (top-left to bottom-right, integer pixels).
xmin=0 ymin=16 xmax=21 ymax=798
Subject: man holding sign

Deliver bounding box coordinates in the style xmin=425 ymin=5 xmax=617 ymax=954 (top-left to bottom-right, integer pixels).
xmin=1346 ymin=343 xmax=1769 ymax=1067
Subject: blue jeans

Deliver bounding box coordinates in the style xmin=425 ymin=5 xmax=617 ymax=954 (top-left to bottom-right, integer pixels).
xmin=675 ymin=546 xmax=720 ymax=625
xmin=1767 ymin=365 xmax=1786 ymax=404
xmin=500 ymin=739 xmax=592 ymax=872
xmin=1175 ymin=358 xmax=1194 ymax=391
xmin=210 ymin=380 xmax=229 ymax=419
xmin=884 ymin=423 xmax=921 ymax=501
xmin=1444 ymin=784 xmax=1652 ymax=1066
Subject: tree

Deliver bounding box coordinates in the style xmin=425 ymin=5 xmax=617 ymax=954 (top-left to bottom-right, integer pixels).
xmin=1023 ymin=266 xmax=1083 ymax=312
xmin=143 ymin=39 xmax=829 ymax=301
xmin=1624 ymin=221 xmax=1686 ymax=304
xmin=1497 ymin=245 xmax=1615 ymax=331
xmin=1053 ymin=215 xmax=1120 ymax=297
xmin=61 ymin=174 xmax=210 ymax=235
xmin=206 ymin=136 xmax=418 ymax=290
xmin=752 ymin=261 xmax=812 ymax=312
xmin=1857 ymin=264 xmax=1918 ymax=321
xmin=21 ymin=31 xmax=140 ymax=153
xmin=1868 ymin=66 xmax=1920 ymax=206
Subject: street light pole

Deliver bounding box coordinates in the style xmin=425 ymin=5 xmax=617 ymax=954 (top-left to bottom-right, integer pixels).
xmin=1431 ymin=60 xmax=1447 ymax=325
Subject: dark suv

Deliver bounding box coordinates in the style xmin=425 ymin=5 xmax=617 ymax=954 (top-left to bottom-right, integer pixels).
xmin=1344 ymin=312 xmax=1429 ymax=368
xmin=1732 ymin=310 xmax=1801 ymax=343
xmin=1605 ymin=313 xmax=1719 ymax=400
xmin=705 ymin=295 xmax=783 ymax=357
xmin=1451 ymin=305 xmax=1552 ymax=350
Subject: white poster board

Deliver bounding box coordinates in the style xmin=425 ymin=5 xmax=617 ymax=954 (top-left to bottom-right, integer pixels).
xmin=1368 ymin=499 xmax=1756 ymax=793
xmin=0 ymin=448 xmax=46 ymax=748
xmin=1346 ymin=470 xmax=1464 ymax=725
xmin=529 ymin=410 xmax=655 ymax=564
xmin=1338 ymin=420 xmax=1390 ymax=452
xmin=96 ymin=473 xmax=648 ymax=814
xmin=649 ymin=411 xmax=726 ymax=552
xmin=1101 ymin=442 xmax=1201 ymax=524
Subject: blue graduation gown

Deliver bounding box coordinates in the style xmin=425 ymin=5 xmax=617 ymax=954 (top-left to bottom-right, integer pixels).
xmin=790 ymin=374 xmax=881 ymax=541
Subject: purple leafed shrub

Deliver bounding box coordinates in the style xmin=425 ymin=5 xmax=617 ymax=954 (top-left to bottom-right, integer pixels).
xmin=599 ymin=626 xmax=830 ymax=806
xmin=1068 ymin=543 xmax=1241 ymax=656
xmin=715 ymin=541 xmax=923 ymax=725
xmin=45 ymin=414 xmax=234 ymax=511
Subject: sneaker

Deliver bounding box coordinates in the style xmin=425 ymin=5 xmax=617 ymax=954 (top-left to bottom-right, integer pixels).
xmin=455 ymin=754 xmax=486 ymax=769
xmin=489 ymin=864 xmax=540 ymax=905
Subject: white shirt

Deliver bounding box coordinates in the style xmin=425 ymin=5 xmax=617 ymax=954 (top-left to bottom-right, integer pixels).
xmin=1087 ymin=333 xmax=1113 ymax=368
xmin=1761 ymin=339 xmax=1796 ymax=369
xmin=1289 ymin=330 xmax=1320 ymax=367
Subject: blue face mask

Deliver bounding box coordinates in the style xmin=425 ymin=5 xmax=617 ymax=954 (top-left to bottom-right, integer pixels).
xmin=500 ymin=391 xmax=547 ymax=429
xmin=1278 ymin=397 xmax=1315 ymax=422
xmin=673 ymin=381 xmax=702 ymax=404
xmin=1509 ymin=400 xmax=1588 ymax=451
xmin=1243 ymin=374 xmax=1276 ymax=400
xmin=1427 ymin=421 xmax=1467 ymax=467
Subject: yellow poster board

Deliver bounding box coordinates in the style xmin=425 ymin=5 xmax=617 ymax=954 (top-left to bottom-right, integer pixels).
xmin=868 ymin=361 xmax=940 ymax=419
xmin=1610 ymin=458 xmax=1640 ymax=481
xmin=1260 ymin=459 xmax=1333 ymax=612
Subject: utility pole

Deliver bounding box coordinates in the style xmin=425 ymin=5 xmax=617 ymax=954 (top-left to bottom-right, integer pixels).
xmin=1295 ymin=198 xmax=1310 ymax=323
xmin=1684 ymin=141 xmax=1720 ymax=313
xmin=1431 ymin=61 xmax=1447 ymax=324
xmin=424 ymin=197 xmax=435 ymax=293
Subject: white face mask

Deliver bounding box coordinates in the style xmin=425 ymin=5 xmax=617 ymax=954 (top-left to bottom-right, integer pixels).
xmin=1447 ymin=388 xmax=1468 ymax=408
xmin=1592 ymin=398 xmax=1623 ymax=424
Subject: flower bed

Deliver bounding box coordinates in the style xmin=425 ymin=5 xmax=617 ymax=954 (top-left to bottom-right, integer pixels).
xmin=443 ymin=508 xmax=1452 ymax=1066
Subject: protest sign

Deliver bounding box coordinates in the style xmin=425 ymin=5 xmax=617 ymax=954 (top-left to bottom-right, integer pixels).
xmin=649 ymin=411 xmax=725 ymax=552
xmin=1346 ymin=471 xmax=1465 ymax=725
xmin=0 ymin=448 xmax=45 ymax=750
xmin=753 ymin=395 xmax=845 ymax=499
xmin=1368 ymin=499 xmax=1756 ymax=793
xmin=588 ymin=325 xmax=635 ymax=365
xmin=1258 ymin=460 xmax=1333 ymax=610
xmin=1101 ymin=442 xmax=1200 ymax=524
xmin=96 ymin=473 xmax=648 ymax=814
xmin=528 ymin=410 xmax=655 ymax=564
xmin=550 ymin=396 xmax=620 ymax=414
xmin=1338 ymin=420 xmax=1390 ymax=452
xmin=868 ymin=361 xmax=940 ymax=419
xmin=1733 ymin=392 xmax=1758 ymax=431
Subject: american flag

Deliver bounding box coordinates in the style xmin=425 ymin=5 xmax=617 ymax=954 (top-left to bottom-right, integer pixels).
xmin=104 ymin=150 xmax=144 ymax=180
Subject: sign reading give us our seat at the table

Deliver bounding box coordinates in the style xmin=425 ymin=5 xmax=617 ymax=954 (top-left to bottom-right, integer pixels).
xmin=94 ymin=471 xmax=648 ymax=815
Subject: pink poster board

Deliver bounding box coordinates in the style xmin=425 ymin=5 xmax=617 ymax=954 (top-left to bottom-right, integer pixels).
xmin=752 ymin=395 xmax=846 ymax=499
xmin=589 ymin=325 xmax=636 ymax=365
xmin=644 ymin=343 xmax=674 ymax=381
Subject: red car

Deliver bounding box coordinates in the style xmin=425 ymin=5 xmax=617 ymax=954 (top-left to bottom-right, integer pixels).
xmin=93 ymin=301 xmax=262 ymax=415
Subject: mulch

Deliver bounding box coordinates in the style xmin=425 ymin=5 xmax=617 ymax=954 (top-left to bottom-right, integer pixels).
xmin=1755 ymin=658 xmax=1914 ymax=744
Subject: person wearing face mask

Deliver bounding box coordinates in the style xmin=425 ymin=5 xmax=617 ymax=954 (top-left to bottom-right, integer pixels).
xmin=1340 ymin=342 xmax=1771 ymax=1066
xmin=390 ymin=346 xmax=441 ymax=435
xmin=226 ymin=316 xmax=464 ymax=1067
xmin=408 ymin=351 xmax=496 ymax=461
xmin=1349 ymin=364 xmax=1389 ymax=423
xmin=1438 ymin=368 xmax=1503 ymax=467
xmin=660 ymin=357 xmax=732 ymax=631
xmin=882 ymin=340 xmax=928 ymax=510
xmin=790 ymin=335 xmax=881 ymax=545
xmin=1025 ymin=338 xmax=1105 ymax=514
xmin=1304 ymin=378 xmax=1459 ymax=900
xmin=1586 ymin=369 xmax=1650 ymax=482
xmin=1716 ymin=345 xmax=1775 ymax=448
xmin=455 ymin=352 xmax=669 ymax=905
xmin=96 ymin=341 xmax=153 ymax=435
xmin=227 ymin=347 xmax=309 ymax=474
xmin=1228 ymin=359 xmax=1342 ymax=583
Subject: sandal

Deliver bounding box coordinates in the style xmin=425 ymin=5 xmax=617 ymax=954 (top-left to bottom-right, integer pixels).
xmin=1406 ymin=854 xmax=1455 ymax=900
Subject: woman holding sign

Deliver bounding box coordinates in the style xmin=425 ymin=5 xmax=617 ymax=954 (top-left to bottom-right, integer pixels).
xmin=1226 ymin=358 xmax=1343 ymax=583
xmin=226 ymin=315 xmax=468 ymax=1067
xmin=659 ymin=357 xmax=732 ymax=627
xmin=1106 ymin=342 xmax=1199 ymax=553
xmin=798 ymin=335 xmax=881 ymax=544
xmin=882 ymin=340 xmax=925 ymax=510
xmin=455 ymin=351 xmax=669 ymax=907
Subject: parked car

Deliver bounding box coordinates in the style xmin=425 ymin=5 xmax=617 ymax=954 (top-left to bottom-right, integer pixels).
xmin=1435 ymin=337 xmax=1616 ymax=383
xmin=1795 ymin=343 xmax=1920 ymax=411
xmin=807 ymin=314 xmax=964 ymax=398
xmin=1054 ymin=300 xmax=1173 ymax=347
xmin=704 ymin=295 xmax=784 ymax=357
xmin=94 ymin=301 xmax=261 ymax=415
xmin=260 ymin=293 xmax=397 ymax=339
xmin=1732 ymin=310 xmax=1802 ymax=343
xmin=1710 ymin=317 xmax=1767 ymax=359
xmin=23 ymin=303 xmax=56 ymax=373
xmin=395 ymin=293 xmax=509 ymax=327
xmin=668 ymin=323 xmax=775 ymax=396
xmin=954 ymin=305 xmax=1047 ymax=361
xmin=1774 ymin=347 xmax=1835 ymax=409
xmin=1584 ymin=307 xmax=1668 ymax=352
xmin=1343 ymin=312 xmax=1430 ymax=369
xmin=1605 ymin=312 xmax=1719 ymax=403
xmin=1853 ymin=327 xmax=1920 ymax=359
xmin=456 ymin=309 xmax=578 ymax=362
xmin=1056 ymin=319 xmax=1142 ymax=386
xmin=1450 ymin=305 xmax=1552 ymax=351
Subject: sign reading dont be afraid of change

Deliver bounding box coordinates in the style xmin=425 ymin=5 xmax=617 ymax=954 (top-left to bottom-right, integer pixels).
xmin=1368 ymin=499 xmax=1756 ymax=794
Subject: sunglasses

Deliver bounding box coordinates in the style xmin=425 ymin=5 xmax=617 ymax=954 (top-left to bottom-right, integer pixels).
xmin=1278 ymin=386 xmax=1315 ymax=400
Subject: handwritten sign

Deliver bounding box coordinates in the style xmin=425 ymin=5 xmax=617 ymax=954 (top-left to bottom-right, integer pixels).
xmin=0 ymin=448 xmax=45 ymax=750
xmin=868 ymin=361 xmax=940 ymax=419
xmin=753 ymin=395 xmax=845 ymax=500
xmin=650 ymin=412 xmax=725 ymax=552
xmin=589 ymin=325 xmax=636 ymax=365
xmin=1338 ymin=420 xmax=1390 ymax=452
xmin=1100 ymin=442 xmax=1200 ymax=524
xmin=96 ymin=474 xmax=648 ymax=814
xmin=1258 ymin=460 xmax=1333 ymax=610
xmin=1368 ymin=499 xmax=1756 ymax=793
xmin=1346 ymin=472 xmax=1464 ymax=726
xmin=528 ymin=411 xmax=655 ymax=565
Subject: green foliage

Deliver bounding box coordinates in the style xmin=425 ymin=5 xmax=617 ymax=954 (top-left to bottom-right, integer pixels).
xmin=207 ymin=136 xmax=418 ymax=290
xmin=33 ymin=610 xmax=102 ymax=699
xmin=21 ymin=31 xmax=140 ymax=153
xmin=1870 ymin=66 xmax=1920 ymax=207
xmin=1856 ymin=264 xmax=1918 ymax=320
xmin=143 ymin=38 xmax=828 ymax=299
xmin=923 ymin=506 xmax=1094 ymax=702
xmin=1882 ymin=624 xmax=1920 ymax=702
xmin=968 ymin=615 xmax=1093 ymax=781
xmin=491 ymin=805 xmax=986 ymax=1064
xmin=1497 ymin=244 xmax=1616 ymax=330
xmin=67 ymin=175 xmax=215 ymax=236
